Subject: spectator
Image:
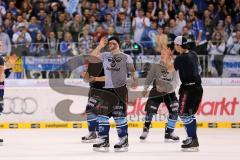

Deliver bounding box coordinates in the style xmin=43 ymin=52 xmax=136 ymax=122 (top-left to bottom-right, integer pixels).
xmin=20 ymin=0 xmax=32 ymax=15
xmin=226 ymin=31 xmax=240 ymax=55
xmin=132 ymin=0 xmax=142 ymax=17
xmin=121 ymin=34 xmax=134 ymax=55
xmin=115 ymin=9 xmax=131 ymax=36
xmin=224 ymin=15 xmax=235 ymax=38
xmin=175 ymin=11 xmax=186 ymax=36
xmin=53 ymin=12 xmax=67 ymax=36
xmin=7 ymin=1 xmax=20 ymax=17
xmin=157 ymin=10 xmax=169 ymax=27
xmin=47 ymin=31 xmax=59 ymax=57
xmin=169 ymin=19 xmax=178 ymax=36
xmin=132 ymin=8 xmax=150 ymax=42
xmin=98 ymin=0 xmax=107 ymax=22
xmin=182 ymin=26 xmax=194 ymax=48
xmin=50 ymin=2 xmax=61 ymax=23
xmin=155 ymin=25 xmax=168 ymax=53
xmin=3 ymin=18 xmax=14 ymax=38
xmin=203 ymin=9 xmax=215 ymax=41
xmin=0 ymin=1 xmax=6 ymax=25
xmin=102 ymin=12 xmax=115 ymax=31
xmin=12 ymin=23 xmax=32 ymax=56
xmin=78 ymin=25 xmax=93 ymax=54
xmin=92 ymin=25 xmax=107 ymax=43
xmin=140 ymin=19 xmax=158 ymax=53
xmin=180 ymin=0 xmax=198 ymax=13
xmin=207 ymin=31 xmax=226 ymax=76
xmin=163 ymin=26 xmax=176 ymax=50
xmin=28 ymin=16 xmax=42 ymax=40
xmin=89 ymin=2 xmax=100 ymax=21
xmin=89 ymin=14 xmax=99 ymax=34
xmin=107 ymin=26 xmax=116 ymax=38
xmin=0 ymin=25 xmax=11 ymax=56
xmin=68 ymin=13 xmax=84 ymax=42
xmin=60 ymin=32 xmax=77 ymax=56
xmin=190 ymin=11 xmax=207 ymax=55
xmin=42 ymin=15 xmax=54 ymax=38
xmin=104 ymin=0 xmax=119 ymax=22
xmin=145 ymin=0 xmax=157 ymax=19
xmin=12 ymin=15 xmax=28 ymax=33
xmin=29 ymin=32 xmax=46 ymax=56
xmin=121 ymin=0 xmax=131 ymax=17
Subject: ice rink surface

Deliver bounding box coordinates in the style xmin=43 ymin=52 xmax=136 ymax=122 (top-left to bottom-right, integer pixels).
xmin=0 ymin=128 xmax=240 ymax=160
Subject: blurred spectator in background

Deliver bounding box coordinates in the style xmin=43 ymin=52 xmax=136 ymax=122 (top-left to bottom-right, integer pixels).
xmin=115 ymin=8 xmax=131 ymax=37
xmin=47 ymin=31 xmax=59 ymax=57
xmin=89 ymin=14 xmax=99 ymax=34
xmin=132 ymin=8 xmax=150 ymax=42
xmin=50 ymin=2 xmax=61 ymax=23
xmin=20 ymin=0 xmax=32 ymax=17
xmin=203 ymin=9 xmax=215 ymax=41
xmin=182 ymin=26 xmax=195 ymax=49
xmin=121 ymin=34 xmax=134 ymax=55
xmin=7 ymin=1 xmax=20 ymax=17
xmin=102 ymin=12 xmax=115 ymax=30
xmin=0 ymin=25 xmax=11 ymax=56
xmin=12 ymin=15 xmax=28 ymax=33
xmin=29 ymin=32 xmax=46 ymax=56
xmin=175 ymin=11 xmax=186 ymax=36
xmin=207 ymin=31 xmax=226 ymax=76
xmin=12 ymin=23 xmax=32 ymax=56
xmin=3 ymin=18 xmax=13 ymax=39
xmin=140 ymin=18 xmax=158 ymax=54
xmin=53 ymin=12 xmax=67 ymax=37
xmin=224 ymin=15 xmax=235 ymax=38
xmin=0 ymin=0 xmax=6 ymax=25
xmin=92 ymin=25 xmax=107 ymax=45
xmin=60 ymin=32 xmax=78 ymax=56
xmin=155 ymin=25 xmax=168 ymax=53
xmin=28 ymin=16 xmax=42 ymax=40
xmin=157 ymin=10 xmax=169 ymax=27
xmin=121 ymin=0 xmax=131 ymax=17
xmin=226 ymin=31 xmax=240 ymax=55
xmin=104 ymin=0 xmax=119 ymax=22
xmin=42 ymin=15 xmax=54 ymax=38
xmin=107 ymin=26 xmax=116 ymax=38
xmin=164 ymin=25 xmax=176 ymax=50
xmin=180 ymin=0 xmax=198 ymax=14
xmin=78 ymin=25 xmax=93 ymax=54
xmin=190 ymin=11 xmax=207 ymax=55
xmin=68 ymin=13 xmax=84 ymax=42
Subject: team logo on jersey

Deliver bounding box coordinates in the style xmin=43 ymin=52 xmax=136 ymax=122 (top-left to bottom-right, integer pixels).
xmin=107 ymin=56 xmax=122 ymax=71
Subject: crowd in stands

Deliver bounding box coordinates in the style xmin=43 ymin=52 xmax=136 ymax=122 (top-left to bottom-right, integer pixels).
xmin=0 ymin=0 xmax=239 ymax=61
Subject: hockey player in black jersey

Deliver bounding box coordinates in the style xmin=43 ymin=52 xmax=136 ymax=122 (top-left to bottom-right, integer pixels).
xmin=173 ymin=36 xmax=203 ymax=152
xmin=81 ymin=59 xmax=105 ymax=143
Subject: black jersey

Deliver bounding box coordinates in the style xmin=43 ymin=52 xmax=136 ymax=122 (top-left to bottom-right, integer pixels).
xmin=87 ymin=62 xmax=105 ymax=88
xmin=174 ymin=50 xmax=201 ymax=85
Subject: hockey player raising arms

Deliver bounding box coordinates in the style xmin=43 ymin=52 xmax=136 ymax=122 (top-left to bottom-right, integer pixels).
xmin=140 ymin=47 xmax=179 ymax=142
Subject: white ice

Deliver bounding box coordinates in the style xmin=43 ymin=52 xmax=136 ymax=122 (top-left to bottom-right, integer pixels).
xmin=0 ymin=128 xmax=240 ymax=160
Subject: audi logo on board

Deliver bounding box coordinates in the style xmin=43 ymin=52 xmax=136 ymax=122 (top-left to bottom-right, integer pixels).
xmin=3 ymin=97 xmax=38 ymax=115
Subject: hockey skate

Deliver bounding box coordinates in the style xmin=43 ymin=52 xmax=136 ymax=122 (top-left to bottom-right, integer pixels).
xmin=82 ymin=132 xmax=97 ymax=143
xmin=139 ymin=127 xmax=149 ymax=142
xmin=164 ymin=132 xmax=180 ymax=143
xmin=114 ymin=136 xmax=129 ymax=152
xmin=93 ymin=136 xmax=110 ymax=152
xmin=181 ymin=137 xmax=199 ymax=152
